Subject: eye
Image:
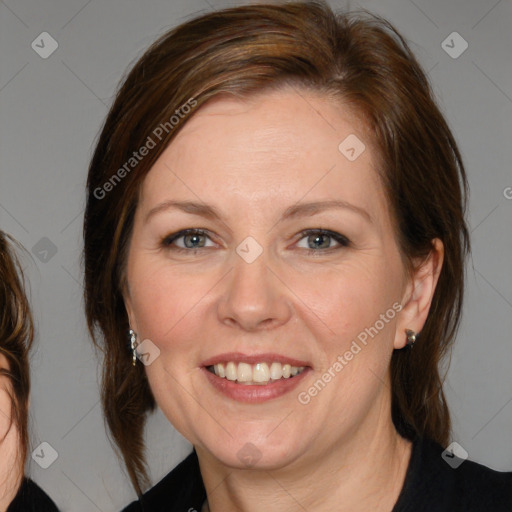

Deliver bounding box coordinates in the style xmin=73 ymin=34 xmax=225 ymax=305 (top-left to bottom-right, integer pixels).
xmin=161 ymin=229 xmax=215 ymax=251
xmin=161 ymin=228 xmax=350 ymax=254
xmin=296 ymin=229 xmax=350 ymax=252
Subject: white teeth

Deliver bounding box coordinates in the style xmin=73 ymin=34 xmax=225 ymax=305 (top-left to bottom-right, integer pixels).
xmin=269 ymin=362 xmax=282 ymax=380
xmin=253 ymin=363 xmax=270 ymax=383
xmin=237 ymin=362 xmax=252 ymax=382
xmin=212 ymin=361 xmax=305 ymax=384
xmin=225 ymin=362 xmax=237 ymax=381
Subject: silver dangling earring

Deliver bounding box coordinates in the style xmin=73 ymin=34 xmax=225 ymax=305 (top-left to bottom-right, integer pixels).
xmin=129 ymin=329 xmax=138 ymax=366
xmin=405 ymin=329 xmax=417 ymax=348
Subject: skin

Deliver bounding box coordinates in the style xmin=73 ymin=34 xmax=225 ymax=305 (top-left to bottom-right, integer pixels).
xmin=0 ymin=353 xmax=23 ymax=511
xmin=124 ymin=87 xmax=444 ymax=512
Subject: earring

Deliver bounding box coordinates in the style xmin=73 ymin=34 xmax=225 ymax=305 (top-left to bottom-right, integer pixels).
xmin=405 ymin=329 xmax=417 ymax=348
xmin=129 ymin=329 xmax=138 ymax=366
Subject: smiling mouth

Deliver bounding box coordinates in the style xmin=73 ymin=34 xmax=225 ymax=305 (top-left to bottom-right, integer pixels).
xmin=206 ymin=361 xmax=307 ymax=386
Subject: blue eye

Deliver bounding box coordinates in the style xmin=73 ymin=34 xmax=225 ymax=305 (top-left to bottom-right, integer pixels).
xmin=161 ymin=228 xmax=350 ymax=253
xmin=162 ymin=229 xmax=213 ymax=250
xmin=296 ymin=229 xmax=350 ymax=252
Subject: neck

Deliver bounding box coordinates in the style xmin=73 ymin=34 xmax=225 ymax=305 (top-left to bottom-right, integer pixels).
xmin=196 ymin=391 xmax=413 ymax=512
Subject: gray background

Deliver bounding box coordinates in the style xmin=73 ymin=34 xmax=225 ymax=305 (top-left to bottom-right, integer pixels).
xmin=1 ymin=0 xmax=511 ymax=510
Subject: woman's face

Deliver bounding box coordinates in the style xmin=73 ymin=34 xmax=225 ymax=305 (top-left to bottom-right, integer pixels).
xmin=124 ymin=88 xmax=430 ymax=470
xmin=0 ymin=353 xmax=23 ymax=506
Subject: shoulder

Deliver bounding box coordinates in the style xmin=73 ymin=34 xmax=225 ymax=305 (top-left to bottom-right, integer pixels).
xmin=7 ymin=477 xmax=60 ymax=512
xmin=394 ymin=436 xmax=512 ymax=512
xmin=121 ymin=450 xmax=206 ymax=512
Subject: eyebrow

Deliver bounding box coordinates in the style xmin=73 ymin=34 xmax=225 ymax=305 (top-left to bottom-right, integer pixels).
xmin=144 ymin=199 xmax=373 ymax=224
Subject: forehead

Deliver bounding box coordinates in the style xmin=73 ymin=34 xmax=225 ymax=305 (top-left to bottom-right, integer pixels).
xmin=138 ymin=87 xmax=387 ymax=225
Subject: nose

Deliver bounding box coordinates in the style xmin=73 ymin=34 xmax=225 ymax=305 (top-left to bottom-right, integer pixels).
xmin=217 ymin=250 xmax=293 ymax=332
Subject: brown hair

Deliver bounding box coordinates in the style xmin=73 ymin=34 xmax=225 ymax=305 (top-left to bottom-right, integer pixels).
xmin=0 ymin=231 xmax=33 ymax=473
xmin=83 ymin=0 xmax=470 ymax=494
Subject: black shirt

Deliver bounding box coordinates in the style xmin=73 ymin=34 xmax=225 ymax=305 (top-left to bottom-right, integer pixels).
xmin=122 ymin=436 xmax=512 ymax=511
xmin=7 ymin=477 xmax=60 ymax=512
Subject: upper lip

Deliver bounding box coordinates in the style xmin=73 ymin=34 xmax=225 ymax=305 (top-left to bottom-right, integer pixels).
xmin=201 ymin=352 xmax=311 ymax=368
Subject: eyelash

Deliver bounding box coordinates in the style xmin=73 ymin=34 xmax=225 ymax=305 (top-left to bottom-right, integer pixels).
xmin=161 ymin=228 xmax=351 ymax=255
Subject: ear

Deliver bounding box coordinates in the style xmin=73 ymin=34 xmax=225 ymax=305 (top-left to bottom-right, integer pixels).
xmin=394 ymin=238 xmax=444 ymax=349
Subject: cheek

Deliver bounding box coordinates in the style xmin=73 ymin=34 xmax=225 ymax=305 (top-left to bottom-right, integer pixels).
xmin=297 ymin=259 xmax=402 ymax=394
xmin=129 ymin=259 xmax=195 ymax=336
xmin=0 ymin=386 xmax=13 ymax=438
xmin=301 ymin=260 xmax=400 ymax=336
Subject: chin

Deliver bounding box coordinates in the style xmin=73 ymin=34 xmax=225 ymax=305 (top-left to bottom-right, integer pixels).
xmin=195 ymin=427 xmax=307 ymax=471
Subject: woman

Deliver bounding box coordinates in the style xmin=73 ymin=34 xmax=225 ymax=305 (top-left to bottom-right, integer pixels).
xmin=82 ymin=1 xmax=512 ymax=511
xmin=0 ymin=231 xmax=60 ymax=511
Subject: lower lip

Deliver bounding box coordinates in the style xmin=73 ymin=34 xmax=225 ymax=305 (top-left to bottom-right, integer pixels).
xmin=202 ymin=367 xmax=311 ymax=403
